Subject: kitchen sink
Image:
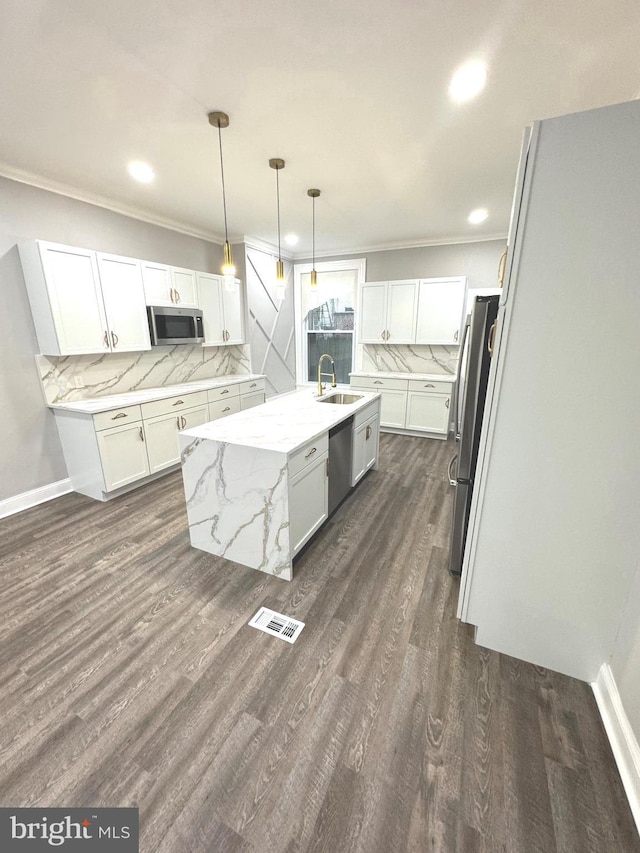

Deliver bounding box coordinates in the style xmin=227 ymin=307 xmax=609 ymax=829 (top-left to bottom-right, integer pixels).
xmin=317 ymin=393 xmax=363 ymax=405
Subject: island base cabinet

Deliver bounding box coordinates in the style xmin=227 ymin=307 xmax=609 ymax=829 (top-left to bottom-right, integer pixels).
xmin=405 ymin=391 xmax=450 ymax=434
xmin=96 ymin=422 xmax=150 ymax=492
xmin=289 ymin=452 xmax=328 ymax=556
xmin=352 ymin=414 xmax=379 ymax=486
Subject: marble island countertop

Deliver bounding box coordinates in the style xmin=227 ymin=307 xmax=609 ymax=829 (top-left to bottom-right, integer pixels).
xmin=180 ymin=387 xmax=381 ymax=456
xmin=350 ymin=370 xmax=457 ymax=383
xmin=48 ymin=374 xmax=265 ymax=414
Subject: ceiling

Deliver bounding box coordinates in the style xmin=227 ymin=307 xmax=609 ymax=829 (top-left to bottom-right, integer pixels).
xmin=1 ymin=0 xmax=639 ymax=257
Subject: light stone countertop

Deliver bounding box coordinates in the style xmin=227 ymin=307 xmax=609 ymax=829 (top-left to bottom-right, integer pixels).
xmin=48 ymin=374 xmax=266 ymax=414
xmin=350 ymin=371 xmax=457 ymax=383
xmin=180 ymin=387 xmax=381 ymax=456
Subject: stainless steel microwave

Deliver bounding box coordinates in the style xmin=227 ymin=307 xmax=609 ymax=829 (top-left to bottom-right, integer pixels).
xmin=147 ymin=306 xmax=204 ymax=346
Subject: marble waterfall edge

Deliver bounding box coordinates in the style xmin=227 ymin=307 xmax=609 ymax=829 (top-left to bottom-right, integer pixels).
xmin=37 ymin=345 xmax=251 ymax=404
xmin=180 ymin=435 xmax=292 ymax=580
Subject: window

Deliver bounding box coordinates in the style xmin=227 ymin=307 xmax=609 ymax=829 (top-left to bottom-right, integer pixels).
xmin=294 ymin=260 xmax=366 ymax=387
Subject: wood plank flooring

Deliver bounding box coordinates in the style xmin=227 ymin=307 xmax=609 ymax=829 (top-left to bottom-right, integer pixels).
xmin=0 ymin=433 xmax=638 ymax=852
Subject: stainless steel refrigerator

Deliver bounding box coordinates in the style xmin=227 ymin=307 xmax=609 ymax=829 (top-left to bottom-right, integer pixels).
xmin=448 ymin=294 xmax=499 ymax=576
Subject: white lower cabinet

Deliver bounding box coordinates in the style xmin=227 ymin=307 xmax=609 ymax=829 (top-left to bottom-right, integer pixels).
xmin=289 ymin=452 xmax=329 ymax=556
xmin=351 ymin=374 xmax=453 ymax=437
xmin=96 ymin=421 xmax=150 ymax=492
xmin=144 ymin=404 xmax=209 ymax=473
xmin=240 ymin=391 xmax=266 ymax=410
xmin=405 ymin=390 xmax=450 ymax=434
xmin=352 ymin=414 xmax=380 ymax=486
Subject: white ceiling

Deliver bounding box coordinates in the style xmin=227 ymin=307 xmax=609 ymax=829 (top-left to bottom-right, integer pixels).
xmin=1 ymin=0 xmax=639 ymax=256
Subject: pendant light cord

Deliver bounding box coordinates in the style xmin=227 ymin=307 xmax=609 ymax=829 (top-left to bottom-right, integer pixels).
xmin=312 ymin=194 xmax=316 ymax=270
xmin=217 ymin=124 xmax=229 ymax=244
xmin=276 ymin=167 xmax=282 ymax=262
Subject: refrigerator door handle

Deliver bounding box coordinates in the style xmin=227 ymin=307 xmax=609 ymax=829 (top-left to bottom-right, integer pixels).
xmin=448 ymin=453 xmax=458 ymax=486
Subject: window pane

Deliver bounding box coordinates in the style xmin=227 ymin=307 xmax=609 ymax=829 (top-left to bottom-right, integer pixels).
xmin=306 ymin=298 xmax=355 ymax=331
xmin=307 ymin=333 xmax=353 ymax=385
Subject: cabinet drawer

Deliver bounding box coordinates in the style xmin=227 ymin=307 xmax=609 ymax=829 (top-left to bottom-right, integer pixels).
xmin=207 ymin=383 xmax=241 ymax=403
xmin=353 ymin=397 xmax=381 ymax=429
xmin=209 ymin=396 xmax=241 ymax=421
xmin=289 ymin=433 xmax=329 ymax=479
xmin=93 ymin=405 xmax=142 ymax=431
xmin=140 ymin=390 xmax=208 ymax=419
xmin=239 ymin=378 xmax=265 ymax=395
xmin=350 ymin=375 xmax=408 ymax=392
xmin=407 ymin=378 xmax=454 ymax=395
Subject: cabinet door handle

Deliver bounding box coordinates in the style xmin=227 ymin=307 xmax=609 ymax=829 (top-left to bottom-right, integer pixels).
xmin=111 ymin=331 xmax=118 ymax=348
xmin=181 ymin=415 xmax=187 ymax=429
xmin=172 ymin=400 xmax=185 ymax=406
xmin=220 ymin=389 xmax=229 ymax=395
xmin=139 ymin=426 xmax=145 ymax=442
xmin=445 ymin=398 xmax=450 ymax=408
xmin=498 ymin=248 xmax=508 ymax=286
xmin=454 ymin=329 xmax=459 ymax=342
xmin=326 ymin=458 xmax=329 ymax=477
xmin=305 ymin=447 xmax=317 ymax=459
xmin=175 ymin=289 xmax=181 ymax=303
xmin=170 ymin=288 xmax=175 ymax=303
xmin=112 ymin=412 xmax=127 ymax=420
xmin=365 ymin=425 xmax=371 ymax=440
xmin=386 ymin=330 xmax=390 ymax=341
xmin=104 ymin=330 xmax=109 ymax=348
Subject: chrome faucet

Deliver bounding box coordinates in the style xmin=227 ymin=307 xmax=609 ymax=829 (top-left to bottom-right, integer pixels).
xmin=317 ymin=353 xmax=336 ymax=397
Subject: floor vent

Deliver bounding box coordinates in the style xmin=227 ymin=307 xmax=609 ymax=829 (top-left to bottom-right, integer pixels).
xmin=248 ymin=607 xmax=305 ymax=644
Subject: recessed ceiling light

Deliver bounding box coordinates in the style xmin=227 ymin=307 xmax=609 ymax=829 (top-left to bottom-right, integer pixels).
xmin=128 ymin=161 xmax=155 ymax=183
xmin=449 ymin=60 xmax=487 ymax=103
xmin=284 ymin=233 xmax=299 ymax=246
xmin=468 ymin=208 xmax=488 ymax=224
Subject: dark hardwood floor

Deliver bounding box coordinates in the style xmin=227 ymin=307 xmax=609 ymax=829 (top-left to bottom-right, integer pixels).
xmin=0 ymin=433 xmax=638 ymax=852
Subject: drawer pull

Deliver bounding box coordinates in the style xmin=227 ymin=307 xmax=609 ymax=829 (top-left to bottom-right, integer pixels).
xmin=111 ymin=412 xmax=128 ymax=420
xmin=172 ymin=400 xmax=185 ymax=406
xmin=305 ymin=447 xmax=317 ymax=459
xmin=220 ymin=389 xmax=229 ymax=394
xmin=250 ymin=382 xmax=257 ymax=388
xmin=374 ymin=380 xmax=383 ymax=385
xmin=223 ymin=407 xmax=230 ymax=412
xmin=424 ymin=383 xmax=435 ymax=388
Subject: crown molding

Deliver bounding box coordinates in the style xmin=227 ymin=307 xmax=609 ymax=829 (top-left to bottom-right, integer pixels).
xmin=243 ymin=235 xmax=295 ymax=261
xmin=292 ymin=232 xmax=508 ymax=260
xmin=0 ymin=163 xmax=225 ymax=245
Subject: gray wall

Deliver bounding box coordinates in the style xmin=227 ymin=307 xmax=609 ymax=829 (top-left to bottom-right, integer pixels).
xmin=610 ymin=566 xmax=640 ymax=736
xmin=0 ymin=176 xmax=222 ymax=503
xmin=298 ymin=239 xmax=505 ymax=289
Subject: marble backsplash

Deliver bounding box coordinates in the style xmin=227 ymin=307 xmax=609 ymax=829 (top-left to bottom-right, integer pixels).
xmin=361 ymin=344 xmax=458 ymax=375
xmin=37 ymin=344 xmax=251 ymax=405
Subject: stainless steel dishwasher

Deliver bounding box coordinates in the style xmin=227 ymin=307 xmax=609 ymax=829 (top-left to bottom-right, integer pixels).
xmin=328 ymin=416 xmax=354 ymax=514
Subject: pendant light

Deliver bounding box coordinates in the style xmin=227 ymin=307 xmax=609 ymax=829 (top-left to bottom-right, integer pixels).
xmin=208 ymin=111 xmax=237 ymax=292
xmin=308 ymin=188 xmax=320 ymax=287
xmin=269 ymin=158 xmax=286 ymax=301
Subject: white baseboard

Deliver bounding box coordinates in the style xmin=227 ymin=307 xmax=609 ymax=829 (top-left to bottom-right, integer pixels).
xmin=0 ymin=478 xmax=72 ymax=520
xmin=592 ymin=662 xmax=640 ymax=834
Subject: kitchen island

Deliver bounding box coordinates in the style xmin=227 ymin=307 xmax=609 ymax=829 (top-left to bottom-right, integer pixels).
xmin=179 ymin=388 xmax=381 ymax=580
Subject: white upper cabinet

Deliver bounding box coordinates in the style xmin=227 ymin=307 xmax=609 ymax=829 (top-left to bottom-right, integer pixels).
xmin=141 ymin=262 xmax=198 ymax=308
xmin=20 ymin=241 xmax=151 ymax=357
xmin=359 ymin=280 xmax=418 ymax=344
xmin=95 ymin=253 xmax=151 ymax=352
xmin=197 ymin=273 xmax=245 ymax=346
xmin=169 ymin=267 xmax=198 ymax=308
xmin=415 ymin=277 xmax=466 ymax=345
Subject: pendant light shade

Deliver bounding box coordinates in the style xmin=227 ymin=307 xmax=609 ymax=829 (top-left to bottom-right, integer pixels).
xmin=270 ymin=158 xmax=286 ymax=301
xmin=308 ymin=189 xmax=320 ymax=287
xmin=208 ymin=111 xmax=237 ymax=291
